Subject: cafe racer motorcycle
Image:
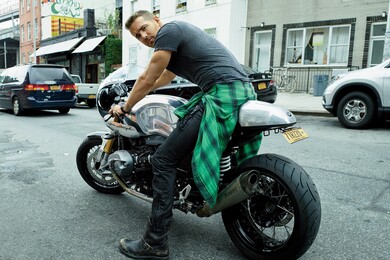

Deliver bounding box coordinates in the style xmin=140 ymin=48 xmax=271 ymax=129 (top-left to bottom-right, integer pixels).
xmin=76 ymin=82 xmax=321 ymax=260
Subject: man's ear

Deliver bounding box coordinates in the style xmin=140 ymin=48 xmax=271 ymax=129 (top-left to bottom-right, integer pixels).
xmin=153 ymin=16 xmax=162 ymax=26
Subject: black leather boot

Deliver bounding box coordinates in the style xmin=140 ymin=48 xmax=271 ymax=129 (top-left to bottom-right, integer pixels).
xmin=119 ymin=218 xmax=170 ymax=259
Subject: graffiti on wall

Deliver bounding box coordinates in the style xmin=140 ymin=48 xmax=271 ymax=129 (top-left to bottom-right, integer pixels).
xmin=42 ymin=0 xmax=83 ymax=18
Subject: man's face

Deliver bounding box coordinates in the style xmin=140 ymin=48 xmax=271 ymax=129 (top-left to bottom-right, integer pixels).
xmin=129 ymin=16 xmax=161 ymax=48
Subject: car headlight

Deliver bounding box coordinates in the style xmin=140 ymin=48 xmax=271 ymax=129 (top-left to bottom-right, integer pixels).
xmin=328 ymin=73 xmax=347 ymax=85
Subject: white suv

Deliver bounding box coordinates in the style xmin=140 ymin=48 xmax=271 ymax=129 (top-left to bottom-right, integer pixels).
xmin=322 ymin=59 xmax=390 ymax=129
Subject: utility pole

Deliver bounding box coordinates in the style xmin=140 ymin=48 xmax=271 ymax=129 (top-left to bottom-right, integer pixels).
xmin=383 ymin=0 xmax=390 ymax=61
xmin=32 ymin=0 xmax=36 ymax=64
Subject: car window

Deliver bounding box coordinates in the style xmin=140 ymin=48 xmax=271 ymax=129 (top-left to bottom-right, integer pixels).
xmin=71 ymin=75 xmax=81 ymax=83
xmin=1 ymin=66 xmax=28 ymax=84
xmin=29 ymin=67 xmax=73 ymax=84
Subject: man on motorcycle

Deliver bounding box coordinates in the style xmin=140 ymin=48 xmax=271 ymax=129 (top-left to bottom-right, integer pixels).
xmin=110 ymin=10 xmax=260 ymax=259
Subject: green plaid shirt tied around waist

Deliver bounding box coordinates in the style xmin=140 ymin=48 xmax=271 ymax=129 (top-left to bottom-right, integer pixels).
xmin=174 ymin=82 xmax=263 ymax=208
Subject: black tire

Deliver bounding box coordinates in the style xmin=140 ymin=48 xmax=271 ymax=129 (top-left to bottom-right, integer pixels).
xmin=58 ymin=108 xmax=70 ymax=114
xmin=222 ymin=154 xmax=321 ymax=260
xmin=76 ymin=137 xmax=124 ymax=194
xmin=336 ymin=91 xmax=375 ymax=129
xmin=12 ymin=97 xmax=23 ymax=116
xmin=87 ymin=99 xmax=96 ymax=108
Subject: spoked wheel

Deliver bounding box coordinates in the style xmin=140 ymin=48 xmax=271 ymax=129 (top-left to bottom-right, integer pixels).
xmin=222 ymin=154 xmax=321 ymax=260
xmin=76 ymin=136 xmax=124 ymax=194
xmin=283 ymin=77 xmax=297 ymax=93
xmin=13 ymin=97 xmax=23 ymax=116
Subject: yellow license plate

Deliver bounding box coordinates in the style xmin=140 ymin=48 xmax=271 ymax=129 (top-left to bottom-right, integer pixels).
xmin=50 ymin=85 xmax=60 ymax=91
xmin=88 ymin=95 xmax=96 ymax=99
xmin=282 ymin=127 xmax=309 ymax=144
xmin=257 ymin=82 xmax=266 ymax=90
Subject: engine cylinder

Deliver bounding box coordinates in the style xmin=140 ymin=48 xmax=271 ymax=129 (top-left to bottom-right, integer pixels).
xmin=108 ymin=150 xmax=134 ymax=177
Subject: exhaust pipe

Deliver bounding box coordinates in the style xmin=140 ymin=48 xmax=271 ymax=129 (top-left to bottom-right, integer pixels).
xmin=196 ymin=170 xmax=259 ymax=217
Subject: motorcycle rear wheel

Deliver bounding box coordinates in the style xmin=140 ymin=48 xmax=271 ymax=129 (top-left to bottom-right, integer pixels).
xmin=76 ymin=136 xmax=124 ymax=194
xmin=222 ymin=154 xmax=321 ymax=260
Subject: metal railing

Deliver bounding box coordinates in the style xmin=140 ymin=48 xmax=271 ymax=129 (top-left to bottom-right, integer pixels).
xmin=270 ymin=66 xmax=359 ymax=93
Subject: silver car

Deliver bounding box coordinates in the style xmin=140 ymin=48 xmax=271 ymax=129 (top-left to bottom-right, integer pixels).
xmin=322 ymin=59 xmax=390 ymax=129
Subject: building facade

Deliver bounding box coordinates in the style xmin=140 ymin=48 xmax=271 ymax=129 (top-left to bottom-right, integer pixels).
xmin=18 ymin=0 xmax=119 ymax=83
xmin=121 ymin=0 xmax=389 ymax=93
xmin=245 ymin=0 xmax=388 ymax=92
xmin=0 ymin=1 xmax=19 ymax=69
xmin=122 ymin=0 xmax=248 ymax=69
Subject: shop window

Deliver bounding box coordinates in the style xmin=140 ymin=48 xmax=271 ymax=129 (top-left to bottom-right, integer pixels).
xmin=286 ymin=25 xmax=350 ymax=66
xmin=176 ymin=0 xmax=187 ymax=13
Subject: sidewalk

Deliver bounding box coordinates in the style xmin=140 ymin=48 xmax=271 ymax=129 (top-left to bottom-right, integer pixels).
xmin=274 ymin=92 xmax=331 ymax=117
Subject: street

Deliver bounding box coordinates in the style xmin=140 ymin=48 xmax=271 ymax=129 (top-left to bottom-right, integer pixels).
xmin=0 ymin=107 xmax=389 ymax=260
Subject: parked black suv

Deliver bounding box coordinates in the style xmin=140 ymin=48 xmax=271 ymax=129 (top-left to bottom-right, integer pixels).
xmin=0 ymin=64 xmax=77 ymax=116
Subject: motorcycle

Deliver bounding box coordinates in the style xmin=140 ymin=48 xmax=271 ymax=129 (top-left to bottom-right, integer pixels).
xmin=76 ymin=82 xmax=321 ymax=260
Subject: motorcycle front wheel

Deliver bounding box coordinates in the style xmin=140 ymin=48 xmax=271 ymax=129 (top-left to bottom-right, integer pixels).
xmin=76 ymin=136 xmax=124 ymax=194
xmin=222 ymin=153 xmax=321 ymax=260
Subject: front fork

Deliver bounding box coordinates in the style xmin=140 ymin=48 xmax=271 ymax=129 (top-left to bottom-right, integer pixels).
xmin=95 ymin=132 xmax=117 ymax=170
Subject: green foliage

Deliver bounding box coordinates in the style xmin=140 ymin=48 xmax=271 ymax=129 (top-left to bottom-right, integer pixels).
xmin=103 ymin=35 xmax=122 ymax=76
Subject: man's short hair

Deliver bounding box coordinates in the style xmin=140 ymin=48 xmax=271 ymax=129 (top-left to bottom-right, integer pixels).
xmin=125 ymin=10 xmax=155 ymax=30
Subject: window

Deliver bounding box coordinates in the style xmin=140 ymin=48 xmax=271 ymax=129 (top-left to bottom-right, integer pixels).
xmin=27 ymin=22 xmax=31 ymax=41
xmin=27 ymin=0 xmax=30 ymax=11
xmin=20 ymin=0 xmax=24 ymax=14
xmin=285 ymin=25 xmax=350 ymax=66
xmin=131 ymin=0 xmax=138 ymax=14
xmin=253 ymin=31 xmax=272 ymax=72
xmin=152 ymin=0 xmax=160 ymax=17
xmin=176 ymin=0 xmax=187 ymax=13
xmin=204 ymin=28 xmax=216 ymax=38
xmin=205 ymin=0 xmax=216 ymax=5
xmin=34 ymin=19 xmax=38 ymax=39
xmin=129 ymin=46 xmax=138 ymax=64
xmin=368 ymin=23 xmax=386 ymax=67
xmin=21 ymin=26 xmax=24 ymax=43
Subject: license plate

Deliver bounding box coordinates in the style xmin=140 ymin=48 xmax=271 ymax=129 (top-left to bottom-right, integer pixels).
xmin=88 ymin=95 xmax=96 ymax=99
xmin=282 ymin=127 xmax=309 ymax=144
xmin=257 ymin=82 xmax=266 ymax=90
xmin=50 ymin=85 xmax=60 ymax=91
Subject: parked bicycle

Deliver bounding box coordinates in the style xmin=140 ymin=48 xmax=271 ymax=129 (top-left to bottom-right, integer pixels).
xmin=269 ymin=67 xmax=297 ymax=93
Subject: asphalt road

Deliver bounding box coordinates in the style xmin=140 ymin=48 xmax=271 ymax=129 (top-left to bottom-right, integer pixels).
xmin=0 ymin=107 xmax=389 ymax=260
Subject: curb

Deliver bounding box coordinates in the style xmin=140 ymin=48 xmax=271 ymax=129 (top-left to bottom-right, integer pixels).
xmin=290 ymin=110 xmax=332 ymax=117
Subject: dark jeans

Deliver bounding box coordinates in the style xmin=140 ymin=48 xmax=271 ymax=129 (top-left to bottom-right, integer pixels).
xmin=150 ymin=103 xmax=204 ymax=231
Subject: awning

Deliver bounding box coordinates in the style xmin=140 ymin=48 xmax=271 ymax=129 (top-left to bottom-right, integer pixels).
xmin=33 ymin=37 xmax=84 ymax=57
xmin=72 ymin=36 xmax=106 ymax=54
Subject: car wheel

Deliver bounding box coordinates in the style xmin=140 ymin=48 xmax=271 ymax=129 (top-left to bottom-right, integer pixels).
xmin=12 ymin=97 xmax=23 ymax=116
xmin=58 ymin=108 xmax=70 ymax=114
xmin=336 ymin=91 xmax=375 ymax=129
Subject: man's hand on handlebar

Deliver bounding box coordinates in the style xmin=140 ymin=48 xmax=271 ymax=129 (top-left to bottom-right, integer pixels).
xmin=109 ymin=104 xmax=129 ymax=116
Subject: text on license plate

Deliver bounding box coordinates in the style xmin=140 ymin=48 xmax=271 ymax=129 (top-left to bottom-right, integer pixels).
xmin=88 ymin=95 xmax=96 ymax=99
xmin=282 ymin=128 xmax=309 ymax=144
xmin=50 ymin=85 xmax=60 ymax=91
xmin=257 ymin=82 xmax=266 ymax=90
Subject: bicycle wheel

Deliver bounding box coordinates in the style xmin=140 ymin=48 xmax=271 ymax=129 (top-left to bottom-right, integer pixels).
xmin=277 ymin=78 xmax=285 ymax=92
xmin=283 ymin=77 xmax=297 ymax=93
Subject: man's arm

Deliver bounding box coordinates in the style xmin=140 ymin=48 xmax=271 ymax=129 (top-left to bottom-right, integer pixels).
xmin=153 ymin=69 xmax=176 ymax=90
xmin=114 ymin=50 xmax=172 ymax=114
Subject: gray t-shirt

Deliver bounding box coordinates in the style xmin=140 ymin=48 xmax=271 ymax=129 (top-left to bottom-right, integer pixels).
xmin=154 ymin=21 xmax=249 ymax=91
